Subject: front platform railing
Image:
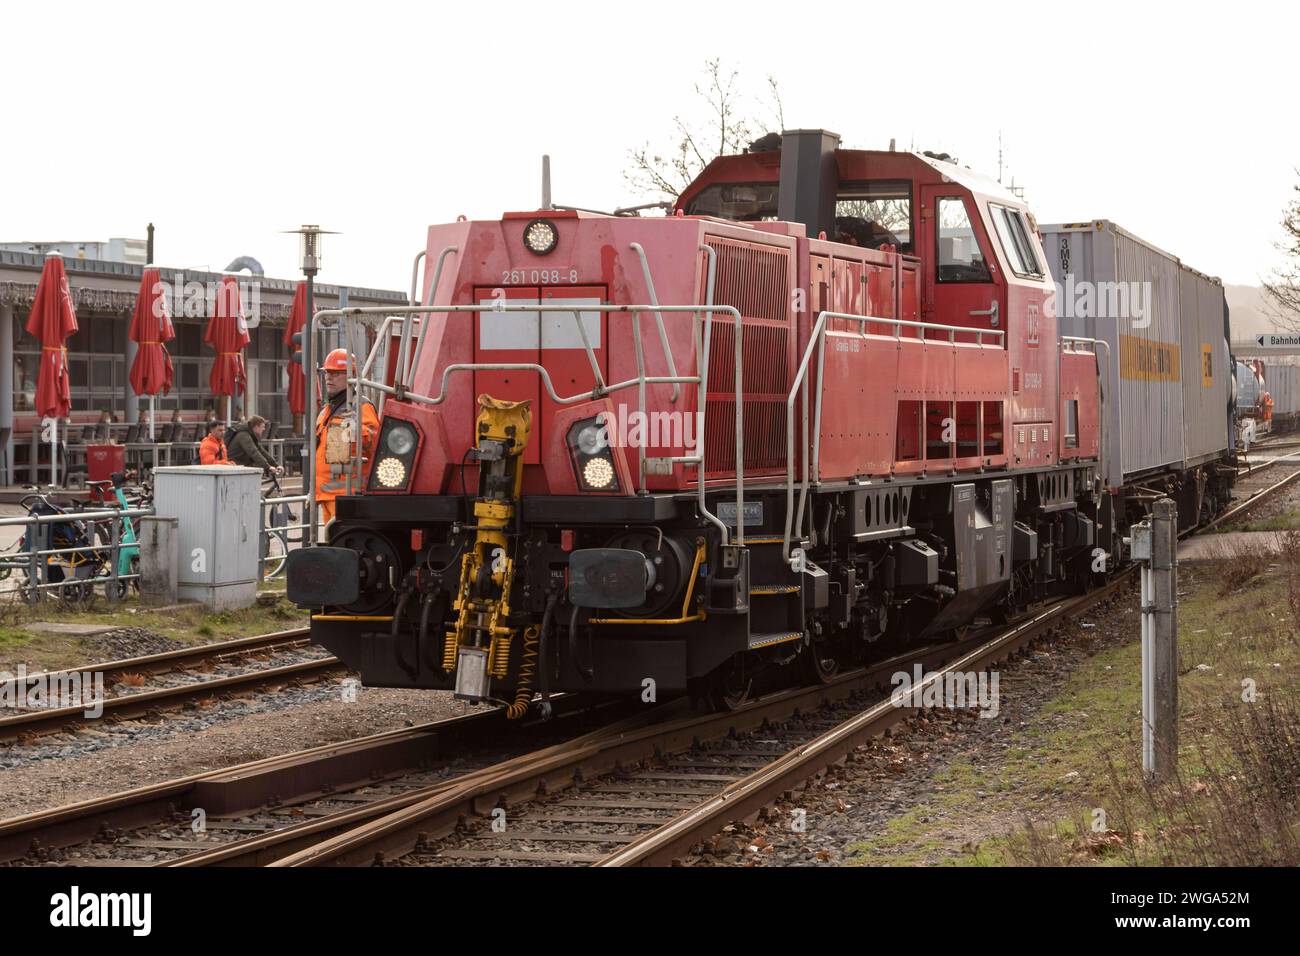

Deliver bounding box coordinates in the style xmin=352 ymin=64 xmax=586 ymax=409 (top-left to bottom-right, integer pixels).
xmin=307 ymin=245 xmax=759 ymax=546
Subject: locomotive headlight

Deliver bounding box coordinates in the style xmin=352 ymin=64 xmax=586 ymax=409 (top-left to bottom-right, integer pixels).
xmin=375 ymin=456 xmax=408 ymax=488
xmin=575 ymin=422 xmax=609 ymax=456
xmin=386 ymin=421 xmax=417 ymax=456
xmin=368 ymin=417 xmax=422 ymax=492
xmin=582 ymin=456 xmax=615 ymax=490
xmin=567 ymin=416 xmax=620 ymax=493
xmin=523 ymin=218 xmax=558 ymax=256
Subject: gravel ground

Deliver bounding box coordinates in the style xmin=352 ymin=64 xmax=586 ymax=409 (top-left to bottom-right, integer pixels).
xmin=680 ymin=586 xmax=1140 ymax=867
xmin=78 ymin=626 xmax=188 ymax=661
xmin=0 ymin=683 xmax=476 ymax=819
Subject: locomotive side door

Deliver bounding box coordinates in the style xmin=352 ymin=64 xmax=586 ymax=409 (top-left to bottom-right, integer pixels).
xmin=918 ymin=187 xmax=1003 ymax=341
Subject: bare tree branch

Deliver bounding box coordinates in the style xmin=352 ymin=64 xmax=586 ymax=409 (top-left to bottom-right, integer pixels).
xmin=624 ymin=59 xmax=785 ymax=203
xmin=1263 ymin=173 xmax=1300 ymax=332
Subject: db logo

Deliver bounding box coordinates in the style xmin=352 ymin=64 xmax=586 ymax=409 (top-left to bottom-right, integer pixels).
xmin=1026 ymin=305 xmax=1041 ymax=347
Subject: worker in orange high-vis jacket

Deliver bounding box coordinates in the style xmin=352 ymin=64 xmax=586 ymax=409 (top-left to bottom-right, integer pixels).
xmin=199 ymin=421 xmax=234 ymax=465
xmin=315 ymin=348 xmax=379 ymax=525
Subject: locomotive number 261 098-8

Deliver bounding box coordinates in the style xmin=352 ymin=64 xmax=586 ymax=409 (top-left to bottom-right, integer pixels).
xmin=501 ymin=268 xmax=580 ymax=285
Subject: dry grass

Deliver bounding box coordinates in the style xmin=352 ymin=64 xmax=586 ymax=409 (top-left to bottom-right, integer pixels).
xmin=994 ymin=539 xmax=1300 ymax=867
xmin=1203 ymin=536 xmax=1278 ymax=595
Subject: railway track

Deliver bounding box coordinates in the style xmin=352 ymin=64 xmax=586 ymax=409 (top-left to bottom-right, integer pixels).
xmin=0 ymin=693 xmax=628 ymax=865
xmin=265 ymin=587 xmax=1122 ymax=868
xmin=264 ymin=463 xmax=1300 ymax=868
xmin=1209 ymin=463 xmax=1300 ymax=532
xmin=0 ymin=627 xmax=342 ymax=742
xmin=7 ymin=460 xmax=1297 ymax=868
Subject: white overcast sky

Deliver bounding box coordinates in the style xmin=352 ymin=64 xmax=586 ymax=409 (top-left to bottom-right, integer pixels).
xmin=1 ymin=0 xmax=1294 ymax=291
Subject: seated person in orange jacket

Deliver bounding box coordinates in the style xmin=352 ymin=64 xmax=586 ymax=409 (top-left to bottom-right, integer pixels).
xmin=199 ymin=421 xmax=235 ymax=465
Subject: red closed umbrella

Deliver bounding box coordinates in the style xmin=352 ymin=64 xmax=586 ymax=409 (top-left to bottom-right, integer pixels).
xmin=205 ymin=275 xmax=250 ymax=422
xmin=284 ymin=281 xmax=308 ymax=421
xmin=26 ymin=255 xmax=79 ymax=485
xmin=129 ymin=268 xmax=175 ymax=438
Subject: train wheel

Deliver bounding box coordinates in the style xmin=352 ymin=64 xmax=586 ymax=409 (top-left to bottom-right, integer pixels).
xmin=803 ymin=633 xmax=840 ymax=684
xmin=708 ymin=656 xmax=753 ymax=712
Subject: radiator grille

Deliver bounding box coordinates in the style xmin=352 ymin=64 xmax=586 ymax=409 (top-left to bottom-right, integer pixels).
xmin=703 ymin=238 xmax=792 ymax=475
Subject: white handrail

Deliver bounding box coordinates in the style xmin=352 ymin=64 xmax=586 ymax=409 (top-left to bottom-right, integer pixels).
xmin=310 ymin=301 xmax=747 ymax=546
xmin=783 ymin=311 xmax=1008 ymax=562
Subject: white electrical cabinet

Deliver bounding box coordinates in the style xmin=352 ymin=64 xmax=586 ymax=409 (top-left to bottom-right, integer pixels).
xmin=152 ymin=465 xmax=262 ymax=609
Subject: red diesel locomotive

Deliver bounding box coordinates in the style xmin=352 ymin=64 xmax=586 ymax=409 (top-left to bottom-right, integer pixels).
xmin=286 ymin=129 xmax=1233 ymax=715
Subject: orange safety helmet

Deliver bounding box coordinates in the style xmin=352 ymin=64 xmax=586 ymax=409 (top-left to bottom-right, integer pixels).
xmin=320 ymin=348 xmax=351 ymax=372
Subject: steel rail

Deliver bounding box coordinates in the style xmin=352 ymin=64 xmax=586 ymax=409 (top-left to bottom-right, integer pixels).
xmin=0 ymin=627 xmax=310 ymax=702
xmin=267 ymin=634 xmax=1009 ymax=868
xmin=0 ymin=694 xmax=605 ymax=864
xmin=596 ymin=576 xmax=1130 ymax=866
xmin=0 ymin=655 xmax=343 ymax=742
xmin=595 ymin=464 xmax=1300 ymax=866
xmin=1200 ymin=464 xmax=1300 ymax=533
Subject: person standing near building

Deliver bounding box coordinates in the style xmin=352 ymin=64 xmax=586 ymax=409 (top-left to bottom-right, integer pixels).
xmin=199 ymin=420 xmax=233 ymax=465
xmin=314 ymin=348 xmax=378 ymax=524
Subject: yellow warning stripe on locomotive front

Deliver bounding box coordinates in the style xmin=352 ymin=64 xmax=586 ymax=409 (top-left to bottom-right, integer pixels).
xmin=1119 ymin=334 xmax=1181 ymax=382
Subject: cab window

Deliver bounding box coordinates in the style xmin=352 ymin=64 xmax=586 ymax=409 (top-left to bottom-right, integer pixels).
xmin=990 ymin=203 xmax=1044 ymax=277
xmin=834 ymin=180 xmax=912 ymax=253
xmin=684 ymin=183 xmax=778 ymax=221
xmin=936 ymin=197 xmax=990 ymax=283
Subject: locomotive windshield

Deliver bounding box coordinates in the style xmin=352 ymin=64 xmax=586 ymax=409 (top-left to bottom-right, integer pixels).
xmin=833 ymin=180 xmax=913 ymax=253
xmin=685 ymin=178 xmax=915 ymax=255
xmin=989 ymin=203 xmax=1044 ymax=278
xmin=684 ymin=182 xmax=779 ymax=221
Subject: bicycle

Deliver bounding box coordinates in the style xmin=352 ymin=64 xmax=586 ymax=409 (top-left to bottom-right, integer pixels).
xmin=84 ymin=471 xmax=146 ymax=600
xmin=2 ymin=487 xmax=111 ymax=604
xmin=260 ymin=474 xmax=300 ymax=580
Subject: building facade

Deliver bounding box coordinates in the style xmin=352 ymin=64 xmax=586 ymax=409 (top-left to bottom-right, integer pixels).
xmin=0 ymin=247 xmax=406 ymax=478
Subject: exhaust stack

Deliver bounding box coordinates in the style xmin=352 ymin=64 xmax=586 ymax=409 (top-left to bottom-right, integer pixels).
xmin=777 ymin=129 xmax=841 ymax=238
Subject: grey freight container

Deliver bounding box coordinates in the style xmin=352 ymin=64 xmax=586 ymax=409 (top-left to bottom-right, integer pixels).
xmin=1039 ymin=220 xmax=1187 ymax=488
xmin=1265 ymin=361 xmax=1300 ymax=420
xmin=1178 ymin=266 xmax=1231 ymax=467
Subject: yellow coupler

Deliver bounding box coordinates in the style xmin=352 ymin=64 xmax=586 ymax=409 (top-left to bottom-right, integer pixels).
xmin=444 ymin=395 xmax=535 ymax=716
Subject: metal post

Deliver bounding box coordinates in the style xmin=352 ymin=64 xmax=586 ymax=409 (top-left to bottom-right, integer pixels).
xmin=25 ymin=518 xmax=39 ymax=605
xmin=304 ymin=272 xmax=316 ymax=546
xmin=1134 ymin=499 xmax=1178 ymax=781
xmin=126 ymin=337 xmax=139 ymax=425
xmin=257 ymin=492 xmax=266 ymax=583
xmin=1150 ymin=497 xmax=1178 ymax=780
xmin=0 ymin=301 xmax=12 ymax=486
xmin=107 ymin=516 xmax=121 ymax=604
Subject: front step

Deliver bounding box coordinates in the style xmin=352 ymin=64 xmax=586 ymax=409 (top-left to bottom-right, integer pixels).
xmin=743 ymin=538 xmax=806 ymax=639
xmin=747 ymin=630 xmax=803 ymax=650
